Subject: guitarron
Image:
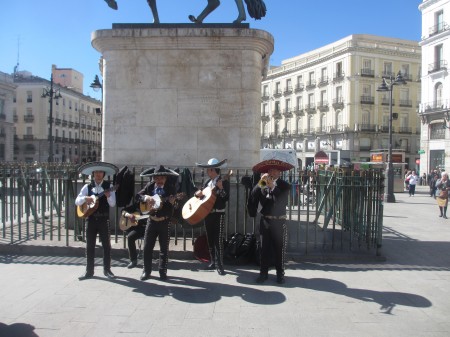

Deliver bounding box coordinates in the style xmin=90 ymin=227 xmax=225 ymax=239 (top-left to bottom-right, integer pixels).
xmin=182 ymin=170 xmax=232 ymax=225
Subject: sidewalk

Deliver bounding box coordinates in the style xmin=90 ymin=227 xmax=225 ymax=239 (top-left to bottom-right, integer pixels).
xmin=0 ymin=185 xmax=449 ymax=337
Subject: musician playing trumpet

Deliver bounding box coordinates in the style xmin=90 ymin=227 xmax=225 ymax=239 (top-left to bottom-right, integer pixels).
xmin=195 ymin=158 xmax=230 ymax=275
xmin=137 ymin=165 xmax=179 ymax=281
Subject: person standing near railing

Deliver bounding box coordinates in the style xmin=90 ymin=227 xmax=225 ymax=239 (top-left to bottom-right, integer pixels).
xmin=250 ymin=158 xmax=292 ymax=285
xmin=75 ymin=161 xmax=118 ymax=281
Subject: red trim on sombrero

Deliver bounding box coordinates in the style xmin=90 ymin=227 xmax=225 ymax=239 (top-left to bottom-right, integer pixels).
xmin=252 ymin=159 xmax=294 ymax=173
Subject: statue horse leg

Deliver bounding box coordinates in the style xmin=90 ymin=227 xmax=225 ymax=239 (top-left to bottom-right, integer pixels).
xmin=147 ymin=0 xmax=160 ymax=24
xmin=233 ymin=0 xmax=246 ymax=23
xmin=188 ymin=0 xmax=220 ymax=23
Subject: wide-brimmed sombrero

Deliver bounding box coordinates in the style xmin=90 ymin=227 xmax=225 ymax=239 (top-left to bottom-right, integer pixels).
xmin=252 ymin=159 xmax=294 ymax=173
xmin=78 ymin=161 xmax=119 ymax=176
xmin=196 ymin=158 xmax=227 ymax=169
xmin=140 ymin=165 xmax=179 ymax=177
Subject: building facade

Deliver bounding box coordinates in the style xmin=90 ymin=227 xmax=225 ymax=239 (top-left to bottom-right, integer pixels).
xmin=0 ymin=71 xmax=16 ymax=162
xmin=419 ymin=0 xmax=450 ymax=174
xmin=261 ymin=34 xmax=421 ymax=170
xmin=12 ymin=71 xmax=101 ymax=163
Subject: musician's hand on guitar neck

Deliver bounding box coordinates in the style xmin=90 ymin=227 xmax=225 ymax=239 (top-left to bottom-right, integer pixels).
xmin=195 ymin=190 xmax=204 ymax=198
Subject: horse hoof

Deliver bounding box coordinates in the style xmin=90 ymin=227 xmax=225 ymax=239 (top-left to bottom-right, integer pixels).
xmin=188 ymin=15 xmax=198 ymax=23
xmin=233 ymin=16 xmax=246 ymax=24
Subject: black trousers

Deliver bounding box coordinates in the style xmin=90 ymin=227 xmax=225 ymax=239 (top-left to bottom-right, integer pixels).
xmin=126 ymin=225 xmax=146 ymax=262
xmin=143 ymin=219 xmax=170 ymax=274
xmin=259 ymin=217 xmax=287 ymax=275
xmin=85 ymin=217 xmax=111 ymax=273
xmin=204 ymin=212 xmax=225 ymax=268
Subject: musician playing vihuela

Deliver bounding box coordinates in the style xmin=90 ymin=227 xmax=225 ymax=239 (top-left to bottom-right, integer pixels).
xmin=137 ymin=165 xmax=179 ymax=281
xmin=121 ymin=202 xmax=147 ymax=269
xmin=75 ymin=161 xmax=119 ymax=281
xmin=195 ymin=158 xmax=230 ymax=275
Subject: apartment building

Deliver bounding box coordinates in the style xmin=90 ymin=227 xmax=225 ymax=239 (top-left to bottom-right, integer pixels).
xmin=0 ymin=71 xmax=16 ymax=162
xmin=13 ymin=71 xmax=101 ymax=163
xmin=261 ymin=34 xmax=421 ymax=170
xmin=419 ymin=0 xmax=450 ymax=174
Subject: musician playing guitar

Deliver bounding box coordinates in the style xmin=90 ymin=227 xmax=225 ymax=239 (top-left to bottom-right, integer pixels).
xmin=195 ymin=158 xmax=230 ymax=276
xmin=75 ymin=161 xmax=118 ymax=281
xmin=137 ymin=165 xmax=179 ymax=281
xmin=121 ymin=202 xmax=147 ymax=269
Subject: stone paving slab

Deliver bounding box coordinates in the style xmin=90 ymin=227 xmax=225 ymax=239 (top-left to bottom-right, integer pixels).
xmin=0 ymin=186 xmax=449 ymax=337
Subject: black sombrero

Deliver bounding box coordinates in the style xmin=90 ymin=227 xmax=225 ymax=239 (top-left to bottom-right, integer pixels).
xmin=252 ymin=159 xmax=294 ymax=173
xmin=195 ymin=158 xmax=227 ymax=169
xmin=140 ymin=165 xmax=179 ymax=177
xmin=78 ymin=161 xmax=119 ymax=176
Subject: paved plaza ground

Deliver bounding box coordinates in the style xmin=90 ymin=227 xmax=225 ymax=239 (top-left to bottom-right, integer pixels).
xmin=0 ymin=185 xmax=449 ymax=337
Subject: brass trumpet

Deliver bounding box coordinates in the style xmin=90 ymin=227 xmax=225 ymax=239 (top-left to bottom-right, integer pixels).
xmin=258 ymin=174 xmax=273 ymax=187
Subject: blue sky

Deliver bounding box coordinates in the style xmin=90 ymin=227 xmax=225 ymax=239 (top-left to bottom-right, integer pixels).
xmin=1 ymin=0 xmax=422 ymax=100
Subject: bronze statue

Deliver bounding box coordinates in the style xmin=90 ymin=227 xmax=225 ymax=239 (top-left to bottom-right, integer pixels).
xmin=190 ymin=0 xmax=266 ymax=24
xmin=104 ymin=0 xmax=160 ymax=24
xmin=103 ymin=0 xmax=266 ymax=24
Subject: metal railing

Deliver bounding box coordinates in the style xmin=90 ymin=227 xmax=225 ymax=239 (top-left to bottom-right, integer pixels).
xmin=0 ymin=163 xmax=384 ymax=256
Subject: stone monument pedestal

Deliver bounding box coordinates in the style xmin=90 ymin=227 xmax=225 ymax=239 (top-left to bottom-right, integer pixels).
xmin=91 ymin=24 xmax=273 ymax=168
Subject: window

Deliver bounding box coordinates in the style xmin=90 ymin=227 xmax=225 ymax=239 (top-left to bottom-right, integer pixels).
xmin=0 ymin=99 xmax=4 ymax=115
xmin=308 ymin=115 xmax=314 ymax=132
xmin=87 ymin=106 xmax=91 ymax=113
xmin=263 ymin=85 xmax=268 ymax=96
xmin=435 ymin=83 xmax=443 ymax=107
xmin=26 ymin=127 xmax=32 ymax=135
xmin=75 ymin=102 xmax=78 ymax=111
xmin=274 ymin=101 xmax=280 ymax=113
xmin=361 ymin=110 xmax=370 ymax=125
xmin=362 ymin=84 xmax=371 ymax=96
xmin=69 ymin=100 xmax=72 ymax=110
xmin=286 ymin=78 xmax=291 ymax=91
xmin=436 ymin=10 xmax=444 ymax=33
xmin=285 ymin=99 xmax=291 ymax=111
xmin=297 ymin=75 xmax=302 ymax=85
xmin=309 ymin=71 xmax=315 ymax=82
xmin=320 ymin=90 xmax=327 ymax=104
xmin=308 ymin=93 xmax=314 ymax=107
xmin=321 ymin=114 xmax=327 ymax=130
xmin=337 ymin=112 xmax=343 ymax=129
xmin=336 ymin=86 xmax=342 ymax=101
xmin=321 ymin=67 xmax=327 ymax=79
xmin=0 ymin=144 xmax=4 ymax=160
xmin=383 ymin=62 xmax=393 ymax=77
xmin=63 ymin=98 xmax=66 ymax=106
xmin=27 ymin=91 xmax=32 ymax=103
xmin=336 ymin=61 xmax=343 ymax=76
xmin=296 ymin=96 xmax=303 ymax=109
xmin=435 ymin=44 xmax=443 ymax=69
xmin=262 ymin=104 xmax=268 ymax=115
xmin=401 ymin=64 xmax=410 ymax=77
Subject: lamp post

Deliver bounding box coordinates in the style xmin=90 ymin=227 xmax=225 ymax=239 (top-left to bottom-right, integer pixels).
xmin=377 ymin=70 xmax=407 ymax=203
xmin=41 ymin=73 xmax=62 ymax=162
xmin=282 ymin=127 xmax=288 ymax=149
xmin=90 ymin=75 xmax=103 ymax=162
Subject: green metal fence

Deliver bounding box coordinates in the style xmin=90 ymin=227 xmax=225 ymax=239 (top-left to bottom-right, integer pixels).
xmin=0 ymin=163 xmax=384 ymax=256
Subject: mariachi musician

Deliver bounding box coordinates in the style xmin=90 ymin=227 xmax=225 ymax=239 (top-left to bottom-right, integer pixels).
xmin=137 ymin=165 xmax=179 ymax=281
xmin=121 ymin=202 xmax=147 ymax=269
xmin=250 ymin=158 xmax=292 ymax=284
xmin=75 ymin=161 xmax=119 ymax=281
xmin=195 ymin=158 xmax=230 ymax=275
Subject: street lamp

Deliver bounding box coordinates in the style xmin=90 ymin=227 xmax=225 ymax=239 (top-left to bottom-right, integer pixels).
xmin=41 ymin=73 xmax=62 ymax=162
xmin=90 ymin=75 xmax=103 ymax=162
xmin=282 ymin=127 xmax=288 ymax=148
xmin=377 ymin=70 xmax=407 ymax=203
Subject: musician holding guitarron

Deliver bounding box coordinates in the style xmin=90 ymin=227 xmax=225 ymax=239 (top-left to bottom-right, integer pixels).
xmin=137 ymin=165 xmax=179 ymax=281
xmin=75 ymin=161 xmax=119 ymax=281
xmin=194 ymin=158 xmax=230 ymax=276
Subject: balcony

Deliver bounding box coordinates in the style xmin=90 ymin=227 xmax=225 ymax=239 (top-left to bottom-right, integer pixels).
xmin=272 ymin=110 xmax=282 ymax=119
xmin=261 ymin=113 xmax=270 ymax=122
xmin=428 ymin=22 xmax=449 ymax=37
xmin=282 ymin=108 xmax=293 ymax=118
xmin=422 ymin=100 xmax=450 ymax=113
xmin=62 ymin=120 xmax=68 ymax=127
xmin=428 ymin=60 xmax=447 ymax=74
xmin=381 ymin=71 xmax=395 ymax=78
xmin=55 ymin=136 xmax=62 ymax=143
xmin=359 ymin=124 xmax=376 ymax=132
xmin=86 ymin=125 xmax=92 ymax=130
xmin=360 ymin=68 xmax=374 ymax=77
xmin=305 ymin=103 xmax=316 ymax=114
xmin=398 ymin=126 xmax=412 ymax=134
xmin=54 ymin=118 xmax=61 ymax=126
xmin=378 ymin=125 xmax=389 ymax=133
xmin=399 ymin=99 xmax=412 ymax=107
xmin=332 ymin=72 xmax=345 ymax=83
xmin=318 ymin=101 xmax=329 ymax=112
xmin=23 ymin=134 xmax=34 ymax=140
xmin=80 ymin=124 xmax=86 ymax=129
xmin=332 ymin=97 xmax=344 ymax=109
xmin=336 ymin=124 xmax=348 ymax=132
xmin=24 ymin=115 xmax=34 ymax=122
xmin=402 ymin=73 xmax=413 ymax=82
xmin=293 ymin=105 xmax=304 ymax=116
xmin=68 ymin=121 xmax=74 ymax=128
xmin=360 ymin=95 xmax=374 ymax=105
xmin=318 ymin=76 xmax=329 ymax=87
xmin=294 ymin=83 xmax=304 ymax=92
xmin=273 ymin=89 xmax=282 ymax=98
xmin=315 ymin=127 xmax=327 ymax=134
xmin=381 ymin=98 xmax=395 ymax=105
xmin=305 ymin=80 xmax=316 ymax=90
xmin=283 ymin=86 xmax=293 ymax=96
xmin=75 ymin=123 xmax=80 ymax=128
xmin=261 ymin=94 xmax=270 ymax=101
xmin=13 ymin=115 xmax=18 ymax=122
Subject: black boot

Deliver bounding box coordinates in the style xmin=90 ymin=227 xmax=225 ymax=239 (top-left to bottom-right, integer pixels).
xmin=127 ymin=260 xmax=137 ymax=269
xmin=256 ymin=272 xmax=268 ymax=283
xmin=206 ymin=250 xmax=215 ymax=270
xmin=444 ymin=207 xmax=448 ymax=219
xmin=78 ymin=270 xmax=94 ymax=281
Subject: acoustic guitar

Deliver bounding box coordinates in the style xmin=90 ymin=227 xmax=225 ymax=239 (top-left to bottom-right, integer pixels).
xmin=76 ymin=184 xmax=119 ymax=218
xmin=119 ymin=212 xmax=150 ymax=231
xmin=139 ymin=192 xmax=186 ymax=214
xmin=182 ymin=170 xmax=232 ymax=225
